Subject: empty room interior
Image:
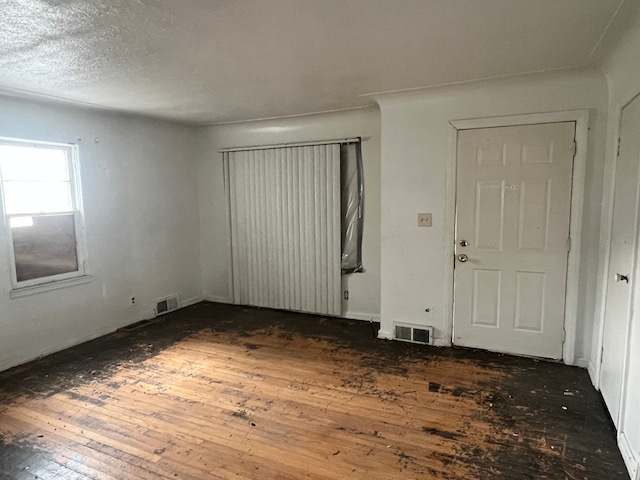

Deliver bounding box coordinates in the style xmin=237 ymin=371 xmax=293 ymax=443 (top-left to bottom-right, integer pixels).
xmin=2 ymin=1 xmax=640 ymax=478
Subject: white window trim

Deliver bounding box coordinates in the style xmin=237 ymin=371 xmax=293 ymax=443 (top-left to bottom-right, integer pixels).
xmin=9 ymin=274 xmax=93 ymax=299
xmin=0 ymin=137 xmax=91 ymax=295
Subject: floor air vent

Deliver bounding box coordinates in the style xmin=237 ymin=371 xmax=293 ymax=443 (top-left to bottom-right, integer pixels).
xmin=394 ymin=324 xmax=434 ymax=345
xmin=156 ymin=295 xmax=180 ymax=316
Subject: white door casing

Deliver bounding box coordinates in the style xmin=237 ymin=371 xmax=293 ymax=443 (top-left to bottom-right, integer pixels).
xmin=453 ymin=122 xmax=575 ymax=359
xmin=600 ymin=94 xmax=640 ymax=428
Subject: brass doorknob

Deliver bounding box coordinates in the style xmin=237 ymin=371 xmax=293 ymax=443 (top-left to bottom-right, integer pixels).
xmin=459 ymin=240 xmax=468 ymax=247
xmin=457 ymin=254 xmax=468 ymax=263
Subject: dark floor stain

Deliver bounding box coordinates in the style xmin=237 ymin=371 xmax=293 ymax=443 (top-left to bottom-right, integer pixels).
xmin=398 ymin=452 xmax=415 ymax=460
xmin=422 ymin=427 xmax=460 ymax=440
xmin=0 ymin=436 xmax=49 ymax=480
xmin=336 ymin=426 xmax=368 ymax=435
xmin=452 ymin=387 xmax=464 ymax=397
xmin=475 ymin=360 xmax=627 ymax=479
xmin=0 ymin=301 xmax=630 ymax=480
xmin=64 ymin=391 xmax=105 ymax=407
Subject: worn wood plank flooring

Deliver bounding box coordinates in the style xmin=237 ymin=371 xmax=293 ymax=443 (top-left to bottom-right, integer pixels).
xmin=0 ymin=302 xmax=628 ymax=479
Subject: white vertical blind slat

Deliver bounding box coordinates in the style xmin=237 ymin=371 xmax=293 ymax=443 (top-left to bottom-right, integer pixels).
xmin=243 ymin=156 xmax=252 ymax=304
xmin=301 ymin=149 xmax=309 ymax=312
xmin=284 ymin=148 xmax=293 ymax=309
xmin=321 ymin=146 xmax=329 ymax=312
xmin=225 ymin=144 xmax=341 ymax=316
xmin=292 ymin=148 xmax=301 ymax=311
xmin=226 ymin=154 xmax=238 ymax=304
xmin=247 ymin=153 xmax=257 ymax=305
xmin=315 ymin=146 xmax=323 ymax=312
xmin=331 ymin=146 xmax=341 ymax=314
xmin=255 ymin=151 xmax=264 ymax=306
xmin=272 ymin=149 xmax=283 ymax=309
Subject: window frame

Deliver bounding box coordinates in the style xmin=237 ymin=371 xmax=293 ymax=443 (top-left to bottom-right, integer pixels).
xmin=0 ymin=137 xmax=90 ymax=293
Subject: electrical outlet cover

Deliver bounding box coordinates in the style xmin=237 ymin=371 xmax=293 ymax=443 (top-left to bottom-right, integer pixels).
xmin=418 ymin=213 xmax=432 ymax=227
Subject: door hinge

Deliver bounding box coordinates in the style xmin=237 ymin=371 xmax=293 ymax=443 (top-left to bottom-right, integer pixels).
xmin=562 ymin=330 xmax=566 ymax=343
xmin=617 ymin=137 xmax=621 ymax=157
xmin=572 ymin=140 xmax=577 ymax=157
xmin=566 ymin=237 xmax=571 ymax=252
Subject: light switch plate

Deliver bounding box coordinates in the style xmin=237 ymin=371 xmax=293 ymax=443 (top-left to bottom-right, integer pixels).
xmin=418 ymin=213 xmax=432 ymax=227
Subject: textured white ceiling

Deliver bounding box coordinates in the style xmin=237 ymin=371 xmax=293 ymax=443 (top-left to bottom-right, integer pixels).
xmin=0 ymin=0 xmax=623 ymax=124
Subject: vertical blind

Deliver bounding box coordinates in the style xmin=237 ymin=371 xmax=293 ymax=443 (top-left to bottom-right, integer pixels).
xmin=224 ymin=144 xmax=341 ymax=316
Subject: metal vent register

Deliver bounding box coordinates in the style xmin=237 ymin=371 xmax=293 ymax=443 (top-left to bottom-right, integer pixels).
xmin=394 ymin=324 xmax=434 ymax=345
xmin=156 ymin=295 xmax=179 ymax=315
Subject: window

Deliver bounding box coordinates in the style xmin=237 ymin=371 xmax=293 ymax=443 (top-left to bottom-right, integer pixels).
xmin=340 ymin=141 xmax=364 ymax=274
xmin=0 ymin=138 xmax=88 ymax=293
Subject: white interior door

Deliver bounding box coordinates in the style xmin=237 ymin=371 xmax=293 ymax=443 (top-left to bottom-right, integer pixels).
xmin=453 ymin=122 xmax=575 ymax=359
xmin=600 ymin=94 xmax=640 ymax=428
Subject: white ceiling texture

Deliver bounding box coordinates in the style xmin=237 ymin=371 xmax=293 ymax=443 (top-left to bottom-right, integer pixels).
xmin=0 ymin=0 xmax=624 ymax=124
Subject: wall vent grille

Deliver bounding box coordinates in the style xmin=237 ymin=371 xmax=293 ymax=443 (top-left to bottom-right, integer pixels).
xmin=394 ymin=324 xmax=434 ymax=345
xmin=156 ymin=294 xmax=180 ymax=316
xmin=395 ymin=326 xmax=412 ymax=341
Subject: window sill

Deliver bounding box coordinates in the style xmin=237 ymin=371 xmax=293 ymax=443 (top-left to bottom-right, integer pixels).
xmin=10 ymin=275 xmax=93 ymax=299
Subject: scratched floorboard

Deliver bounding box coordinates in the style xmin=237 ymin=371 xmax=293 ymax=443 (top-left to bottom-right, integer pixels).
xmin=0 ymin=302 xmax=628 ymax=479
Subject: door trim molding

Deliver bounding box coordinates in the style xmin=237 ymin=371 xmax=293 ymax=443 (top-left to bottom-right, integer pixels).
xmin=618 ymin=431 xmax=638 ymax=480
xmin=596 ymin=93 xmax=640 ymax=467
xmin=593 ymin=91 xmax=640 ymax=391
xmin=445 ymin=109 xmax=590 ymax=365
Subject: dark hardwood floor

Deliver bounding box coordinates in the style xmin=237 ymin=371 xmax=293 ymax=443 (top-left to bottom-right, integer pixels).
xmin=0 ymin=302 xmax=627 ymax=479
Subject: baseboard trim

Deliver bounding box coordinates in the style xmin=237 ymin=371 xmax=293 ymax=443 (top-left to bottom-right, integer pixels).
xmin=344 ymin=311 xmax=381 ymax=322
xmin=574 ymin=357 xmax=590 ymax=369
xmin=181 ymin=296 xmax=203 ymax=308
xmin=0 ymin=295 xmax=206 ymax=373
xmin=587 ymin=360 xmax=599 ymax=388
xmin=433 ymin=338 xmax=451 ymax=347
xmin=619 ymin=431 xmax=638 ymax=480
xmin=377 ymin=330 xmax=393 ymax=340
xmin=0 ymin=321 xmax=124 ymax=373
xmin=204 ymin=295 xmax=234 ymax=304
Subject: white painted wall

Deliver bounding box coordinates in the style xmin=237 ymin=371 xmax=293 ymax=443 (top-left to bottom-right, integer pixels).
xmin=593 ymin=1 xmax=640 ymax=476
xmin=372 ymin=69 xmax=609 ymax=365
xmin=196 ymin=108 xmax=381 ymax=321
xmin=0 ymin=95 xmax=202 ymax=372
